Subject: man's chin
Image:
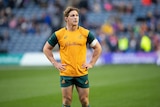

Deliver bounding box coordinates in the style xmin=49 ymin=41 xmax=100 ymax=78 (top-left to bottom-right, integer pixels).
xmin=72 ymin=24 xmax=78 ymax=26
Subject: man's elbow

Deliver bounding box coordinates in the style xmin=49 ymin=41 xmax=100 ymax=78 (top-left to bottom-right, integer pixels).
xmin=95 ymin=42 xmax=102 ymax=54
xmin=43 ymin=43 xmax=49 ymax=54
xmin=98 ymin=44 xmax=102 ymax=55
xmin=43 ymin=46 xmax=46 ymax=53
xmin=43 ymin=42 xmax=53 ymax=53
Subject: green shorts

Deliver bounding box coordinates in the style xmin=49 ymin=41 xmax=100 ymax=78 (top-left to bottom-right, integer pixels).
xmin=60 ymin=75 xmax=89 ymax=88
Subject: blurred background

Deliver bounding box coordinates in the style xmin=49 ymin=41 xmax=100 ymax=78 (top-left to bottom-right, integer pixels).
xmin=0 ymin=0 xmax=160 ymax=65
xmin=0 ymin=1 xmax=160 ymax=107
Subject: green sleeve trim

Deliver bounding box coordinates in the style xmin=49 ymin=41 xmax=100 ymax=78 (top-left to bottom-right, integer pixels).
xmin=87 ymin=32 xmax=95 ymax=44
xmin=47 ymin=33 xmax=58 ymax=47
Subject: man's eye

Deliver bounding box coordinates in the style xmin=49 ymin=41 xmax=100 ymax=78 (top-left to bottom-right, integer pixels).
xmin=70 ymin=14 xmax=78 ymax=17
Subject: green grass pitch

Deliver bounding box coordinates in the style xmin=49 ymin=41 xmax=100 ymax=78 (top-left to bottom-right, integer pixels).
xmin=0 ymin=64 xmax=160 ymax=107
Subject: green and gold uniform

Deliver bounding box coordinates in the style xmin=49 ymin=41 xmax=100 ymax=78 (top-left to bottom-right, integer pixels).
xmin=48 ymin=26 xmax=95 ymax=77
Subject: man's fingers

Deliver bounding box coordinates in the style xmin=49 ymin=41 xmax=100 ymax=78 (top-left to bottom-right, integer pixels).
xmin=62 ymin=64 xmax=67 ymax=66
xmin=82 ymin=64 xmax=86 ymax=68
xmin=59 ymin=64 xmax=67 ymax=71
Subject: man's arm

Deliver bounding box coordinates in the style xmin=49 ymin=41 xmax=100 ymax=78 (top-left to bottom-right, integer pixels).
xmin=89 ymin=41 xmax=102 ymax=66
xmin=82 ymin=40 xmax=102 ymax=69
xmin=43 ymin=42 xmax=56 ymax=65
xmin=43 ymin=42 xmax=66 ymax=71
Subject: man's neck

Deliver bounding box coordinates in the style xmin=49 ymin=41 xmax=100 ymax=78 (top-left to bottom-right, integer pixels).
xmin=66 ymin=25 xmax=78 ymax=31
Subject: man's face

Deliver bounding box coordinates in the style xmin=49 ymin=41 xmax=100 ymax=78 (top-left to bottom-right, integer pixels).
xmin=66 ymin=10 xmax=79 ymax=26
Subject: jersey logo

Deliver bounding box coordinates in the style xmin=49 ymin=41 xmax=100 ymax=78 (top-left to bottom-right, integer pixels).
xmin=61 ymin=79 xmax=65 ymax=84
xmin=78 ymin=35 xmax=82 ymax=39
xmin=64 ymin=35 xmax=68 ymax=39
xmin=85 ymin=80 xmax=88 ymax=84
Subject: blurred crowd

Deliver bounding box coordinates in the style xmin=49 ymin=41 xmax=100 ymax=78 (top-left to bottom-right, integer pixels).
xmin=94 ymin=0 xmax=160 ymax=53
xmin=0 ymin=0 xmax=160 ymax=53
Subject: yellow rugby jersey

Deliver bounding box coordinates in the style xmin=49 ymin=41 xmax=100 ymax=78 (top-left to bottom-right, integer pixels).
xmin=48 ymin=26 xmax=95 ymax=77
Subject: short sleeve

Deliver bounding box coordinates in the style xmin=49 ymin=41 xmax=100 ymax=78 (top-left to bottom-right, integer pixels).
xmin=87 ymin=32 xmax=95 ymax=44
xmin=47 ymin=33 xmax=58 ymax=47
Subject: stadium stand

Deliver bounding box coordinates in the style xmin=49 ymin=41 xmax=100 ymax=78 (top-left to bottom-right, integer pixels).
xmin=0 ymin=0 xmax=160 ymax=54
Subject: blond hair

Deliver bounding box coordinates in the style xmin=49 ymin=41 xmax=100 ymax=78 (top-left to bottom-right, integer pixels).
xmin=63 ymin=6 xmax=79 ymax=17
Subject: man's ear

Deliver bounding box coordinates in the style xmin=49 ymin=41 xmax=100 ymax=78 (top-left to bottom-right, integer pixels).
xmin=64 ymin=17 xmax=67 ymax=22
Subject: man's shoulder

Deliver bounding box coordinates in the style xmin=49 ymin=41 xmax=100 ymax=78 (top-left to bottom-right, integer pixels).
xmin=78 ymin=26 xmax=89 ymax=36
xmin=55 ymin=27 xmax=66 ymax=36
xmin=79 ymin=26 xmax=89 ymax=31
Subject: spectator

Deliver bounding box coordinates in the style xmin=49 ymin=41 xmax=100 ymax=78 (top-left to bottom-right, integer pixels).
xmin=0 ymin=30 xmax=10 ymax=53
xmin=155 ymin=21 xmax=160 ymax=33
xmin=140 ymin=33 xmax=152 ymax=52
xmin=149 ymin=31 xmax=160 ymax=51
xmin=156 ymin=43 xmax=160 ymax=66
xmin=43 ymin=13 xmax=52 ymax=27
xmin=118 ymin=35 xmax=129 ymax=52
xmin=128 ymin=32 xmax=137 ymax=52
xmin=125 ymin=3 xmax=134 ymax=14
xmin=141 ymin=0 xmax=152 ymax=6
xmin=9 ymin=15 xmax=17 ymax=29
xmin=96 ymin=28 xmax=109 ymax=52
xmin=79 ymin=7 xmax=88 ymax=27
xmin=106 ymin=34 xmax=118 ymax=52
xmin=101 ymin=21 xmax=114 ymax=36
xmin=92 ymin=0 xmax=102 ymax=13
xmin=104 ymin=0 xmax=113 ymax=11
xmin=78 ymin=0 xmax=89 ymax=10
xmin=0 ymin=32 xmax=4 ymax=42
